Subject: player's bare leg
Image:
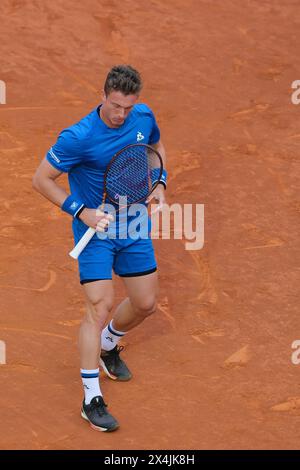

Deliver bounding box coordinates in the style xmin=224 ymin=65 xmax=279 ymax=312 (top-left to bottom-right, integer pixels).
xmin=114 ymin=271 xmax=159 ymax=331
xmin=80 ymin=279 xmax=114 ymax=369
xmin=79 ymin=279 xmax=119 ymax=432
xmin=100 ymin=271 xmax=159 ymax=381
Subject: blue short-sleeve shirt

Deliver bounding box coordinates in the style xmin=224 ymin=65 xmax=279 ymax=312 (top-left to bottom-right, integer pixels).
xmin=46 ymin=103 xmax=161 ymax=209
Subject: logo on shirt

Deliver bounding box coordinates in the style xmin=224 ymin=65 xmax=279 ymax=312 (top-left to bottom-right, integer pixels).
xmin=49 ymin=147 xmax=60 ymax=163
xmin=137 ymin=131 xmax=144 ymax=142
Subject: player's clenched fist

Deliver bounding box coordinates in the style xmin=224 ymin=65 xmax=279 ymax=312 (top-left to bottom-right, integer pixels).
xmin=78 ymin=208 xmax=114 ymax=231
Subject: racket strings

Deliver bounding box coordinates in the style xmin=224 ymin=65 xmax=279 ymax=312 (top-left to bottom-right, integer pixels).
xmin=106 ymin=146 xmax=161 ymax=204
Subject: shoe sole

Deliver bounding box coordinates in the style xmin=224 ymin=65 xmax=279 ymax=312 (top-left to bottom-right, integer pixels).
xmin=81 ymin=409 xmax=119 ymax=432
xmin=100 ymin=358 xmax=132 ymax=382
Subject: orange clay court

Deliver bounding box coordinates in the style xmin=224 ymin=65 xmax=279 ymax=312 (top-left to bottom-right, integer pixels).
xmin=0 ymin=0 xmax=300 ymax=450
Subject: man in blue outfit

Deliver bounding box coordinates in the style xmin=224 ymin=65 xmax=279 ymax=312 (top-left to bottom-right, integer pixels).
xmin=33 ymin=65 xmax=167 ymax=432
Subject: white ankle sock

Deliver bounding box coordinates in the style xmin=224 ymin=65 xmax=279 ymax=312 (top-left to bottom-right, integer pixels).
xmin=80 ymin=368 xmax=102 ymax=404
xmin=101 ymin=320 xmax=126 ymax=352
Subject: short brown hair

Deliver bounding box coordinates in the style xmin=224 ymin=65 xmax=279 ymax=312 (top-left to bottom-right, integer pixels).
xmin=104 ymin=65 xmax=142 ymax=96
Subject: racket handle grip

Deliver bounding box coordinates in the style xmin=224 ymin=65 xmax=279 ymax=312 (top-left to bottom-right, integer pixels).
xmin=69 ymin=227 xmax=96 ymax=259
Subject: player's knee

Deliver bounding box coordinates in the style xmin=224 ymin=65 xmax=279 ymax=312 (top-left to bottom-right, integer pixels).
xmin=134 ymin=298 xmax=157 ymax=318
xmin=85 ymin=297 xmax=114 ymax=328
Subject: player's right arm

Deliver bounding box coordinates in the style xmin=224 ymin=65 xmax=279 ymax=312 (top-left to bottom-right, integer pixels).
xmin=32 ymin=157 xmax=112 ymax=231
xmin=32 ymin=157 xmax=69 ymax=207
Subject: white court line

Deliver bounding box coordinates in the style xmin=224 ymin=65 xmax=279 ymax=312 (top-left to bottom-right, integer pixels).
xmin=0 ymin=341 xmax=6 ymax=365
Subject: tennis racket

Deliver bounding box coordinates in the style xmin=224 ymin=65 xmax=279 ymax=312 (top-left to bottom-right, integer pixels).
xmin=69 ymin=143 xmax=163 ymax=259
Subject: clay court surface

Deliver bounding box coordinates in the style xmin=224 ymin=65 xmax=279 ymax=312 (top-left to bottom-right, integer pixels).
xmin=0 ymin=0 xmax=300 ymax=450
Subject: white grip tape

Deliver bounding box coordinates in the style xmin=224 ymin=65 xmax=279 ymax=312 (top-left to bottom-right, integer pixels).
xmin=69 ymin=227 xmax=96 ymax=259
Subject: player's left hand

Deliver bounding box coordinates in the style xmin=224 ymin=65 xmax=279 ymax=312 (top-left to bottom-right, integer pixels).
xmin=147 ymin=184 xmax=166 ymax=213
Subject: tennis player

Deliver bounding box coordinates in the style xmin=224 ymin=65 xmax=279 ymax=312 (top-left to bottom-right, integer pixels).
xmin=32 ymin=65 xmax=167 ymax=432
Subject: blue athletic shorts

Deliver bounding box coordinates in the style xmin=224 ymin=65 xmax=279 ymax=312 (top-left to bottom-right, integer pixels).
xmin=72 ymin=219 xmax=157 ymax=284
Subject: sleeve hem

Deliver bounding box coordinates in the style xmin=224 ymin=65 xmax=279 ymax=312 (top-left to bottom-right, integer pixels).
xmin=46 ymin=154 xmax=68 ymax=173
xmin=149 ymin=138 xmax=160 ymax=145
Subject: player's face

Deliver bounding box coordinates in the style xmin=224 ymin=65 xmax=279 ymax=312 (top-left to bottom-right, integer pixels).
xmin=101 ymin=91 xmax=139 ymax=127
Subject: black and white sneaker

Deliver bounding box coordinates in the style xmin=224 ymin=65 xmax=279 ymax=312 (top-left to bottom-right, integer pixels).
xmin=81 ymin=396 xmax=119 ymax=432
xmin=100 ymin=345 xmax=132 ymax=381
